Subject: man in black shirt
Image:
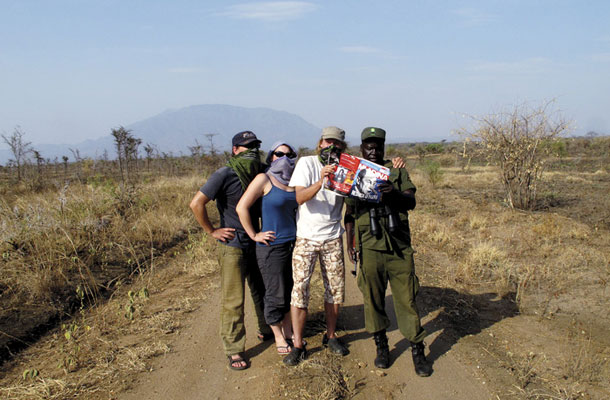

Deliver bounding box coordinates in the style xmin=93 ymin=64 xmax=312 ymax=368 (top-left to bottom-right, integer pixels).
xmin=190 ymin=131 xmax=271 ymax=371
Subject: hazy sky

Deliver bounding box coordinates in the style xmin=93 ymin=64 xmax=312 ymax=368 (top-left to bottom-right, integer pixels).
xmin=1 ymin=0 xmax=609 ymax=148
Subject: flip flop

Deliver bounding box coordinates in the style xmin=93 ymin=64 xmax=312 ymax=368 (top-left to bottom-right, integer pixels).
xmin=227 ymin=354 xmax=249 ymax=371
xmin=276 ymin=344 xmax=292 ymax=355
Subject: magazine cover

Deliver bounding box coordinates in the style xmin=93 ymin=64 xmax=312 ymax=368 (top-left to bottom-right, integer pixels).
xmin=324 ymin=153 xmax=390 ymax=203
xmin=324 ymin=153 xmax=360 ymax=196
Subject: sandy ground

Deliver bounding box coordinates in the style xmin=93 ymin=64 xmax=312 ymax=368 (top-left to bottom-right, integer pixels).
xmin=120 ymin=269 xmax=493 ymax=400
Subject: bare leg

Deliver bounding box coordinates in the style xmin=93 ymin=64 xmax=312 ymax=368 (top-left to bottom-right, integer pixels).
xmin=282 ymin=311 xmax=293 ymax=340
xmin=325 ymin=302 xmax=340 ymax=338
xmin=290 ymin=305 xmax=307 ymax=348
xmin=270 ymin=323 xmax=289 ymax=348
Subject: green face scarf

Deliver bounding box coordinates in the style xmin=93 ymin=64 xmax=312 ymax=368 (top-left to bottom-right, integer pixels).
xmin=226 ymin=148 xmax=263 ymax=190
xmin=318 ymin=144 xmax=342 ymax=165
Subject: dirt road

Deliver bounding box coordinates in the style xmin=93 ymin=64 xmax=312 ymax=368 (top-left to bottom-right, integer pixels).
xmin=120 ymin=264 xmax=493 ymax=400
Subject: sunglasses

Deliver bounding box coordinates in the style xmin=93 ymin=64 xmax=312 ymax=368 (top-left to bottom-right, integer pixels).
xmin=273 ymin=150 xmax=296 ymax=159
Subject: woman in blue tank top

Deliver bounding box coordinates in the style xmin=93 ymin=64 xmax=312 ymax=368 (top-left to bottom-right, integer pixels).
xmin=236 ymin=142 xmax=298 ymax=356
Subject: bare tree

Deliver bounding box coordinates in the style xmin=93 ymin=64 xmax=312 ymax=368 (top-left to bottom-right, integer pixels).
xmin=188 ymin=139 xmax=204 ymax=158
xmin=2 ymin=126 xmax=32 ymax=181
xmin=124 ymin=135 xmax=142 ymax=176
xmin=32 ymin=149 xmax=45 ymax=184
xmin=143 ymin=143 xmax=157 ymax=172
xmin=69 ymin=148 xmax=85 ymax=182
xmin=62 ymin=155 xmax=69 ymax=180
xmin=111 ymin=126 xmax=141 ymax=184
xmin=458 ymin=101 xmax=570 ymax=210
xmin=585 ymin=131 xmax=599 ymax=139
xmin=205 ymin=133 xmax=218 ymax=156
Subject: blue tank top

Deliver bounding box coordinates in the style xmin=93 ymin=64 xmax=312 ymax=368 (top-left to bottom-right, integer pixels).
xmin=259 ymin=183 xmax=298 ymax=246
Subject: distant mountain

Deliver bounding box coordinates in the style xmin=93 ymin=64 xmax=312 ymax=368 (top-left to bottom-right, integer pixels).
xmin=126 ymin=104 xmax=320 ymax=154
xmin=0 ymin=105 xmax=320 ymax=163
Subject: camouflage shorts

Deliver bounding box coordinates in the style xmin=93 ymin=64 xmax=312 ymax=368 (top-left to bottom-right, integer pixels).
xmin=290 ymin=236 xmax=345 ymax=309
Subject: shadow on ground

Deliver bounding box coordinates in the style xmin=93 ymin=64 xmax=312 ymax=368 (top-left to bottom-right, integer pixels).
xmin=337 ymin=286 xmax=519 ymax=368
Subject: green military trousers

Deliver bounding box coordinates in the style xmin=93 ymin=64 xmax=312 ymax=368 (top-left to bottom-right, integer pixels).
xmin=218 ymin=244 xmax=271 ymax=356
xmin=357 ymin=247 xmax=427 ymax=343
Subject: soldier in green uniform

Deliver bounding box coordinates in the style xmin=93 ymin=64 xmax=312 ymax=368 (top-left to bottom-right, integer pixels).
xmin=344 ymin=127 xmax=431 ymax=377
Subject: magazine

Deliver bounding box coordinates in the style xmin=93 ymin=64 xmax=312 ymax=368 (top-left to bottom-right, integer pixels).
xmin=324 ymin=153 xmax=390 ymax=203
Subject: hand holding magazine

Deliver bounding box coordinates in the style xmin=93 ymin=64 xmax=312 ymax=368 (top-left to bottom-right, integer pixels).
xmin=324 ymin=153 xmax=390 ymax=203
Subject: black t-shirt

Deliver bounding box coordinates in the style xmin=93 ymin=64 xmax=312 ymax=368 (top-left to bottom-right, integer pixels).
xmin=200 ymin=166 xmax=259 ymax=249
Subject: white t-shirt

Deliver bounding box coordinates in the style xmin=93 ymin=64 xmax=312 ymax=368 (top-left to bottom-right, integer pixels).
xmin=289 ymin=155 xmax=344 ymax=241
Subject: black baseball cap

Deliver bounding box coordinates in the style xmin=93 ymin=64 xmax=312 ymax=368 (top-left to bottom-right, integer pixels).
xmin=232 ymin=130 xmax=261 ymax=147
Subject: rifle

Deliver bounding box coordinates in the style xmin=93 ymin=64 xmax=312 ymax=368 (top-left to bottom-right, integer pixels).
xmin=351 ymin=235 xmax=361 ymax=277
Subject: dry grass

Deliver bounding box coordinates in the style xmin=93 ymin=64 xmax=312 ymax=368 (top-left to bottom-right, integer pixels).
xmin=0 ymin=230 xmax=217 ymax=400
xmin=408 ymin=156 xmax=610 ymax=398
xmin=456 ymin=241 xmax=513 ymax=288
xmin=0 ymin=169 xmax=222 ymax=400
xmin=561 ymin=336 xmax=609 ymax=386
xmin=277 ymin=352 xmax=352 ymax=400
xmin=1 ymin=149 xmax=609 ymax=399
xmin=0 ymin=175 xmax=202 ymax=356
xmin=182 ymin=231 xmax=221 ymax=277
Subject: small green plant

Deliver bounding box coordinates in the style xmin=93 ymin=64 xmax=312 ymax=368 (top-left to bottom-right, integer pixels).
xmin=121 ymin=287 xmax=150 ymax=320
xmin=58 ymin=286 xmax=90 ymax=372
xmin=420 ymin=160 xmax=444 ymax=187
xmin=22 ymin=368 xmax=39 ymax=380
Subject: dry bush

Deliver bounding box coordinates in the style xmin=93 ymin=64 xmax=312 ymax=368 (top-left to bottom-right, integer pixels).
xmin=468 ymin=214 xmax=488 ymax=230
xmin=437 ymin=153 xmax=457 ymax=167
xmin=455 ymin=242 xmax=515 ymax=290
xmin=429 ymin=228 xmax=450 ymax=245
xmin=531 ymin=214 xmax=563 ymax=240
xmin=561 ymin=337 xmax=609 ymax=386
xmin=458 ymin=101 xmax=570 ymax=209
xmin=413 ymin=218 xmax=448 ymax=244
xmin=566 ymin=222 xmax=591 ymax=240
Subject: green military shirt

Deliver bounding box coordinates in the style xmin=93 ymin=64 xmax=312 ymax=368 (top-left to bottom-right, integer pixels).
xmin=345 ymin=160 xmax=416 ymax=252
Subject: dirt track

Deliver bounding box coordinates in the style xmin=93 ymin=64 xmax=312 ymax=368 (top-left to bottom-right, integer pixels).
xmin=120 ymin=266 xmax=493 ymax=400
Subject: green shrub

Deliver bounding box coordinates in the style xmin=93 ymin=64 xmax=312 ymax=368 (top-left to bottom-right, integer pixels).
xmin=424 ymin=143 xmax=444 ymax=154
xmin=420 ymin=160 xmax=444 ymax=187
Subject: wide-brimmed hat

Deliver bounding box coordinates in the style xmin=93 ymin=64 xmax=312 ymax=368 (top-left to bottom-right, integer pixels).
xmin=321 ymin=126 xmax=346 ymax=144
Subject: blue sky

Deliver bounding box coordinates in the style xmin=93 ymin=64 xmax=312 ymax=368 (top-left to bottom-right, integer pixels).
xmin=1 ymin=0 xmax=609 ymax=148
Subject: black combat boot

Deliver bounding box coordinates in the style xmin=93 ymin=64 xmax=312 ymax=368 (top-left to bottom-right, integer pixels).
xmin=410 ymin=341 xmax=431 ymax=377
xmin=373 ymin=330 xmax=390 ymax=369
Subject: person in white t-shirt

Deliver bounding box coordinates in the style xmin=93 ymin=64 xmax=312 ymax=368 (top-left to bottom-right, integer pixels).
xmin=282 ymin=126 xmax=349 ymax=366
xmin=283 ymin=126 xmax=408 ymax=366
